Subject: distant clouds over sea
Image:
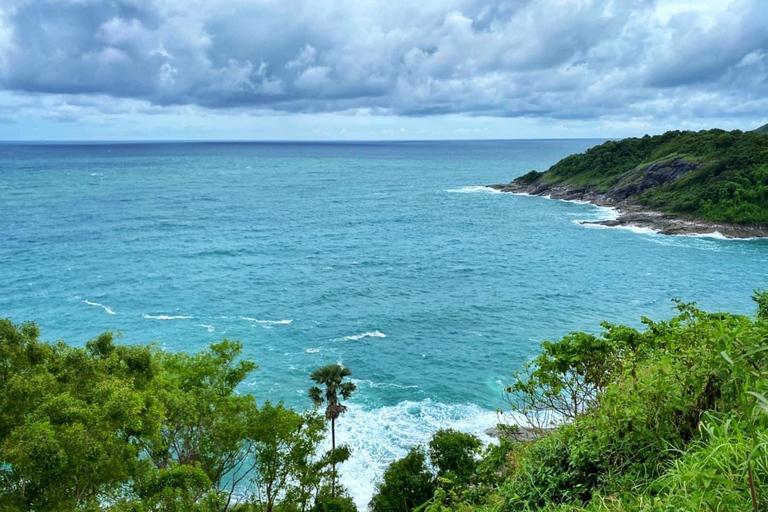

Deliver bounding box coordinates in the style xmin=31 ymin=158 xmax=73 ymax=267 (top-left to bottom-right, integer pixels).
xmin=0 ymin=0 xmax=766 ymax=138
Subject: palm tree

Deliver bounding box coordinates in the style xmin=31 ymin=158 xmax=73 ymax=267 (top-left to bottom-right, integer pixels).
xmin=308 ymin=363 xmax=356 ymax=498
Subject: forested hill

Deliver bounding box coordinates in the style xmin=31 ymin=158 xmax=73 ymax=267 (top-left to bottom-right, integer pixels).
xmin=510 ymin=129 xmax=768 ymax=226
xmin=754 ymin=123 xmax=768 ymax=135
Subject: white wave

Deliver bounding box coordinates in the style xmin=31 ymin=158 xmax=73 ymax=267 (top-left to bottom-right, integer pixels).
xmin=682 ymin=231 xmax=729 ymax=240
xmin=201 ymin=324 xmax=215 ymax=332
xmin=306 ymin=348 xmax=321 ymax=354
xmin=341 ymin=330 xmax=387 ymax=341
xmin=509 ymin=190 xmax=622 ymax=221
xmin=332 ymin=400 xmax=516 ymax=509
xmin=445 ymin=185 xmax=501 ymax=194
xmin=516 ymin=191 xmax=591 ymax=207
xmin=611 ymin=225 xmax=659 ymax=235
xmin=240 ymin=317 xmax=293 ymax=326
xmin=680 ymin=231 xmax=760 ymax=241
xmin=256 ymin=319 xmax=292 ymax=325
xmin=84 ymin=300 xmax=115 ymax=315
xmin=592 ymin=205 xmax=620 ymax=221
xmin=351 ymin=379 xmax=418 ymax=390
xmin=518 ymin=192 xmax=764 ymax=241
xmin=581 ymin=222 xmax=761 ymax=241
xmin=142 ymin=314 xmax=193 ymax=320
xmin=575 ymin=220 xmax=659 ymax=236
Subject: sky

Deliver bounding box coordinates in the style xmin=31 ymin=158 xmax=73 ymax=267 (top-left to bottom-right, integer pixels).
xmin=0 ymin=0 xmax=766 ymax=140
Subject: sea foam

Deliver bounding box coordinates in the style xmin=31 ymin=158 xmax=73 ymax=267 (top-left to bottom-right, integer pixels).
xmin=680 ymin=231 xmax=760 ymax=241
xmin=341 ymin=330 xmax=387 ymax=341
xmin=351 ymin=379 xmax=418 ymax=390
xmin=445 ymin=186 xmax=501 ymax=194
xmin=333 ymin=400 xmax=513 ymax=509
xmin=142 ymin=314 xmax=193 ymax=320
xmin=84 ymin=300 xmax=115 ymax=314
xmin=256 ymin=319 xmax=293 ymax=325
xmin=240 ymin=317 xmax=293 ymax=326
xmin=515 ymin=191 xmax=758 ymax=240
xmin=576 ymin=221 xmax=659 ymax=236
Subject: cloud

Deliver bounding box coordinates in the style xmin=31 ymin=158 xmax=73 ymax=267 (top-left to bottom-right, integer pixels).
xmin=0 ymin=0 xmax=766 ymax=123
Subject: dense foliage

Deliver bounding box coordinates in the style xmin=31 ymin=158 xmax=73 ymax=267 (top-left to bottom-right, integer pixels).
xmin=428 ymin=429 xmax=483 ymax=486
xmin=369 ymin=447 xmax=436 ymax=512
xmin=527 ymin=129 xmax=768 ymax=225
xmin=0 ymin=322 xmax=356 ymax=512
xmin=5 ymin=290 xmax=768 ymax=511
xmin=371 ymin=292 xmax=768 ymax=511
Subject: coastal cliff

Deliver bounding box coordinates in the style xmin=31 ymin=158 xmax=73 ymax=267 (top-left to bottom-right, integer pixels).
xmin=490 ymin=129 xmax=768 ymax=238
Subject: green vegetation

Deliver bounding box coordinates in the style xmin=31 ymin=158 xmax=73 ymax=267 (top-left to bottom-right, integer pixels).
xmin=370 ymin=447 xmax=436 ymax=512
xmin=4 ymin=291 xmax=768 ymax=511
xmin=369 ymin=429 xmax=490 ymax=512
xmin=429 ymin=429 xmax=483 ymax=486
xmin=370 ymin=292 xmax=768 ymax=511
xmin=525 ymin=129 xmax=768 ymax=225
xmin=753 ymin=124 xmax=768 ymax=135
xmin=0 ymin=322 xmax=357 ymax=512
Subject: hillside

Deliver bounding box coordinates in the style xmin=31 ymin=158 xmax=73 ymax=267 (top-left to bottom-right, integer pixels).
xmin=491 ymin=129 xmax=768 ymax=236
xmin=754 ymin=123 xmax=768 ymax=134
xmin=369 ymin=291 xmax=768 ymax=512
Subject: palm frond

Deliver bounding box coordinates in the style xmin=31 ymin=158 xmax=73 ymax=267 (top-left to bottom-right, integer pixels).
xmin=340 ymin=381 xmax=356 ymax=399
xmin=308 ymin=386 xmax=323 ymax=406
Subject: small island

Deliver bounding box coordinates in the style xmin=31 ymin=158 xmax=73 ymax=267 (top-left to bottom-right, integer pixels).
xmin=490 ymin=127 xmax=768 ymax=238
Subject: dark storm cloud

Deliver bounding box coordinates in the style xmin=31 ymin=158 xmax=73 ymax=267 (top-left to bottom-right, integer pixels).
xmin=0 ymin=0 xmax=766 ymax=119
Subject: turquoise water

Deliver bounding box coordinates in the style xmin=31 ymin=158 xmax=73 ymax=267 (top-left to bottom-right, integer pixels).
xmin=2 ymin=140 xmax=767 ymax=503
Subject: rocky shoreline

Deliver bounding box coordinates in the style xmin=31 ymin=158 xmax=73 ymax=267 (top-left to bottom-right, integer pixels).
xmin=488 ymin=179 xmax=768 ymax=239
xmin=485 ymin=425 xmax=551 ymax=442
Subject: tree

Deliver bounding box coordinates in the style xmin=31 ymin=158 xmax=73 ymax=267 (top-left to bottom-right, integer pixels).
xmin=369 ymin=447 xmax=435 ymax=512
xmin=143 ymin=340 xmax=260 ymax=510
xmin=249 ymin=402 xmax=325 ymax=512
xmin=308 ymin=364 xmax=356 ymax=498
xmin=312 ymin=494 xmax=358 ymax=512
xmin=503 ymin=328 xmax=630 ymax=430
xmin=0 ymin=324 xmax=161 ymax=511
xmin=428 ymin=429 xmax=482 ymax=486
xmin=1 ymin=320 xmax=351 ymax=512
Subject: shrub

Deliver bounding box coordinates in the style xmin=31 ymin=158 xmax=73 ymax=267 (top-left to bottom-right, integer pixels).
xmin=369 ymin=447 xmax=435 ymax=512
xmin=428 ymin=429 xmax=482 ymax=485
xmin=312 ymin=494 xmax=358 ymax=512
xmin=498 ymin=294 xmax=768 ymax=511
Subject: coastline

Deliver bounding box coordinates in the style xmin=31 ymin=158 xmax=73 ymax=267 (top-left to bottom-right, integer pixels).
xmin=488 ymin=180 xmax=768 ymax=239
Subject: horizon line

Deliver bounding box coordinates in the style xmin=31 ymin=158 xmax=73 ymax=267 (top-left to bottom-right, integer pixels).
xmin=0 ymin=136 xmax=620 ymax=144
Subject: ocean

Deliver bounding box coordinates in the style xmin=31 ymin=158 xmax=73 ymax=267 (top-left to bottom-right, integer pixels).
xmin=1 ymin=140 xmax=767 ymax=505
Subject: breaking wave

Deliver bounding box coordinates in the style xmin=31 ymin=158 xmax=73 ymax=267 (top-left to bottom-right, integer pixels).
xmin=341 ymin=330 xmax=387 ymax=341
xmin=334 ymin=400 xmax=513 ymax=508
xmin=84 ymin=300 xmax=115 ymax=315
xmin=142 ymin=314 xmax=193 ymax=320
xmin=445 ymin=186 xmax=501 ymax=194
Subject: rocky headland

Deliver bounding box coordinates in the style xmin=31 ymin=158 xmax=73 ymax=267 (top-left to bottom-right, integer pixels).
xmin=489 ymin=157 xmax=768 ymax=239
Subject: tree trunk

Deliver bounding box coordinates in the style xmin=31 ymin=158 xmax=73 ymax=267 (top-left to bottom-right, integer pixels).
xmin=331 ymin=416 xmax=336 ymax=498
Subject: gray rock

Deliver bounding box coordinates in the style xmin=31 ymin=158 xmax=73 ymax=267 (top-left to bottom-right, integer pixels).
xmin=488 ymin=159 xmax=768 ymax=239
xmin=484 ymin=426 xmax=550 ymax=442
